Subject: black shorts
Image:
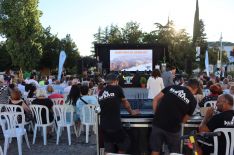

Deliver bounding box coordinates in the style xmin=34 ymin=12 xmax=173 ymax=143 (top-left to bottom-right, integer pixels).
xmin=102 ymin=129 xmax=130 ymax=153
xmin=150 ymin=125 xmax=180 ymax=153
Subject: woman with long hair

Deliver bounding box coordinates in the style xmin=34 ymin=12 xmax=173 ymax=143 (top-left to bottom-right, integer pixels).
xmin=147 ymin=69 xmax=164 ymax=99
xmin=65 ymin=84 xmax=81 ymax=129
xmin=66 ymin=84 xmax=81 ymax=106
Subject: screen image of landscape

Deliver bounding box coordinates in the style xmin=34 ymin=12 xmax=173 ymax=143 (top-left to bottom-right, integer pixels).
xmin=110 ymin=49 xmax=152 ymax=71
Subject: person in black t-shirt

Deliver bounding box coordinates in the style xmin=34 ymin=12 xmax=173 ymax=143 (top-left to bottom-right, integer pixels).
xmin=98 ymin=73 xmax=139 ymax=154
xmin=198 ymin=94 xmax=234 ymax=155
xmin=150 ymin=79 xmax=199 ymax=155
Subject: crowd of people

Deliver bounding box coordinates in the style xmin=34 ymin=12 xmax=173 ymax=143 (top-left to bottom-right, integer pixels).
xmin=0 ymin=67 xmax=234 ymax=154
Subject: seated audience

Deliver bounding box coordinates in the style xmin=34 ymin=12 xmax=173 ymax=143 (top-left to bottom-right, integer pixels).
xmin=199 ymin=84 xmax=222 ymax=107
xmin=193 ymin=82 xmax=204 ymax=114
xmin=9 ymin=89 xmax=33 ymax=122
xmin=92 ymin=82 xmax=105 ymax=98
xmin=221 ymin=78 xmax=230 ymax=90
xmin=76 ymin=85 xmax=98 ymax=124
xmin=228 ymin=85 xmax=234 ymax=102
xmin=46 ymin=85 xmax=64 ymax=99
xmin=27 ymin=84 xmax=37 ymax=98
xmin=32 ymin=89 xmax=54 ymax=124
xmin=65 ymin=84 xmax=81 ymax=124
xmin=198 ymin=94 xmax=234 ymax=155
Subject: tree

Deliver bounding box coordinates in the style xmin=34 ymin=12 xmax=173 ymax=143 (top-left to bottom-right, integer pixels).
xmin=152 ymin=20 xmax=193 ymax=73
xmin=61 ymin=34 xmax=80 ymax=74
xmin=77 ymin=56 xmax=97 ymax=73
xmin=0 ymin=41 xmax=12 ymax=71
xmin=196 ymin=20 xmax=208 ymax=70
xmin=142 ymin=31 xmax=158 ymax=44
xmin=39 ymin=27 xmax=61 ymax=72
xmin=92 ymin=21 xmax=197 ymax=73
xmin=0 ymin=0 xmax=43 ymax=70
xmin=121 ymin=21 xmax=143 ymax=44
xmin=193 ymin=0 xmax=200 ymax=45
xmin=108 ymin=24 xmax=123 ymax=44
xmin=208 ymin=47 xmax=229 ymax=65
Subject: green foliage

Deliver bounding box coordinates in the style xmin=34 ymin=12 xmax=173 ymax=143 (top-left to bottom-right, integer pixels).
xmin=140 ymin=76 xmax=147 ymax=84
xmin=195 ymin=20 xmax=208 ymax=70
xmin=39 ymin=27 xmax=61 ymax=70
xmin=0 ymin=0 xmax=43 ymax=70
xmin=77 ymin=56 xmax=97 ymax=74
xmin=121 ymin=21 xmax=143 ymax=43
xmin=227 ymin=71 xmax=234 ymax=78
xmin=142 ymin=31 xmax=158 ymax=44
xmin=193 ymin=0 xmax=200 ymax=44
xmin=206 ymin=48 xmax=229 ymax=65
xmin=93 ymin=21 xmax=143 ymax=45
xmin=0 ymin=42 xmax=12 ymax=71
xmin=61 ymin=34 xmax=80 ymax=74
xmin=93 ymin=20 xmax=195 ymax=73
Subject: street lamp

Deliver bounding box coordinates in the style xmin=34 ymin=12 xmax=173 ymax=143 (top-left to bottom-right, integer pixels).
xmin=217 ymin=33 xmax=222 ymax=68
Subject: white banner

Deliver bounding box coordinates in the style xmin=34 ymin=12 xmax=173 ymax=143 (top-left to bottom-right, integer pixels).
xmin=58 ymin=51 xmax=67 ymax=81
xmin=196 ymin=47 xmax=200 ymax=61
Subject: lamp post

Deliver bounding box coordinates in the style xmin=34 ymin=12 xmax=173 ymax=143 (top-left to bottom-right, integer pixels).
xmin=217 ymin=33 xmax=222 ymax=68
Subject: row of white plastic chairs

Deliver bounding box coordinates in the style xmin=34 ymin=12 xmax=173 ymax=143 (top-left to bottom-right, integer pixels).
xmin=25 ymin=97 xmax=98 ymax=144
xmin=0 ymin=103 xmax=98 ymax=155
xmin=26 ymin=98 xmax=65 ymax=106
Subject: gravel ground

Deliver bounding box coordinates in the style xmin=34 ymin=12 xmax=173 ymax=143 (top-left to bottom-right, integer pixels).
xmin=0 ymin=130 xmax=97 ymax=155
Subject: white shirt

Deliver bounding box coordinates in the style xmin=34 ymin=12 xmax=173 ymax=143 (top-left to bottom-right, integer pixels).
xmin=147 ymin=76 xmax=164 ymax=99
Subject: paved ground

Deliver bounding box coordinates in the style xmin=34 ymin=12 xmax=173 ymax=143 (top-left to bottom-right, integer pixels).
xmin=0 ymin=130 xmax=97 ymax=155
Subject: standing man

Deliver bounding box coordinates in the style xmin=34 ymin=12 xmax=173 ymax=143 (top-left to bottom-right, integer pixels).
xmin=161 ymin=66 xmax=176 ymax=87
xmin=98 ymin=73 xmax=139 ymax=154
xmin=150 ymin=79 xmax=199 ymax=155
xmin=198 ymin=94 xmax=234 ymax=155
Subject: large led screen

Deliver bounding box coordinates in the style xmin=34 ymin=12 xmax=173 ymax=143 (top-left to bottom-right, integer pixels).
xmin=110 ymin=49 xmax=152 ymax=71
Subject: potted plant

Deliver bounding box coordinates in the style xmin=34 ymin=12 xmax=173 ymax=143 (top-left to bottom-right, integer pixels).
xmin=140 ymin=76 xmax=147 ymax=88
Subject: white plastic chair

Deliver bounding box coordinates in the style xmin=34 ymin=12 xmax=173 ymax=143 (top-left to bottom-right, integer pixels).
xmin=79 ymin=104 xmax=98 ymax=143
xmin=204 ymin=100 xmax=217 ymax=108
xmin=0 ymin=104 xmax=6 ymax=128
xmin=26 ymin=98 xmax=35 ymax=105
xmin=4 ymin=104 xmax=24 ymax=113
xmin=51 ymin=98 xmax=65 ymax=105
xmin=5 ymin=104 xmax=33 ymax=131
xmin=30 ymin=104 xmax=55 ymax=145
xmin=0 ymin=146 xmax=3 ymax=155
xmin=212 ymin=128 xmax=234 ymax=155
xmin=53 ymin=105 xmax=78 ymax=145
xmin=0 ymin=112 xmax=30 ymax=155
xmin=0 ymin=104 xmax=6 ymax=110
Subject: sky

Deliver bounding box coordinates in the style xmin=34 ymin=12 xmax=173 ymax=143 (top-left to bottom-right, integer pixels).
xmin=38 ymin=0 xmax=234 ymax=56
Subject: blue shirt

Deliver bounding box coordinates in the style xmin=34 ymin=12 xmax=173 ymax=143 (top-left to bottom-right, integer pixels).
xmin=76 ymin=95 xmax=98 ymax=115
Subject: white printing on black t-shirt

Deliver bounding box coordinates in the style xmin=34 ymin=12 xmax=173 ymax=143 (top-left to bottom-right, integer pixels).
xmin=98 ymin=90 xmax=115 ymax=100
xmin=169 ymin=88 xmax=190 ymax=104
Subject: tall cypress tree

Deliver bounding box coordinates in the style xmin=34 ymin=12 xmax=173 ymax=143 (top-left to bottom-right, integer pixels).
xmin=193 ymin=0 xmax=200 ymax=45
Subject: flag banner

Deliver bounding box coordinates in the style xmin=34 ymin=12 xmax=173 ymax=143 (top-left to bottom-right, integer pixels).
xmin=205 ymin=50 xmax=210 ymax=77
xmin=58 ymin=51 xmax=67 ymax=81
xmin=196 ymin=47 xmax=200 ymax=61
